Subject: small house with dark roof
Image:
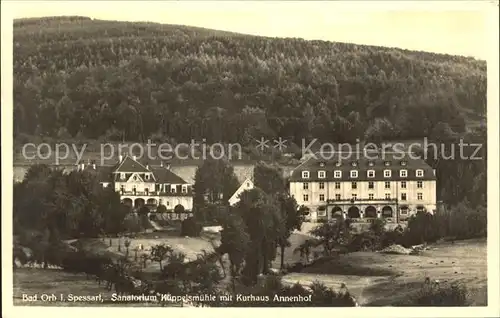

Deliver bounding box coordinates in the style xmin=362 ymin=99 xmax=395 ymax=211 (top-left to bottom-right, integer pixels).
xmin=289 ymin=150 xmax=437 ymax=223
xmin=79 ymin=155 xmax=193 ymax=211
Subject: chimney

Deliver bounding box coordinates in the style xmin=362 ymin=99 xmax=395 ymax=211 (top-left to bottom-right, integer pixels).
xmin=166 ymin=164 xmax=171 ymax=170
xmin=160 ymin=161 xmax=164 ymax=167
xmin=433 ymin=169 xmax=436 ymax=176
xmin=133 ymin=155 xmax=137 ymax=161
xmin=146 ymin=164 xmax=149 ymax=170
xmin=119 ymin=155 xmax=123 ymax=163
xmin=80 ymin=163 xmax=85 ymax=171
xmin=92 ymin=163 xmax=96 ymax=169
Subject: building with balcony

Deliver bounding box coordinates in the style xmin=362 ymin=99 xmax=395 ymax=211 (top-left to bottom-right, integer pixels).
xmin=80 ymin=155 xmax=193 ymax=211
xmin=289 ymin=151 xmax=437 ymax=223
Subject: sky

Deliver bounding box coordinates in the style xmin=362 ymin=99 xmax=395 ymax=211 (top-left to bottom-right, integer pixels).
xmin=3 ymin=1 xmax=498 ymax=60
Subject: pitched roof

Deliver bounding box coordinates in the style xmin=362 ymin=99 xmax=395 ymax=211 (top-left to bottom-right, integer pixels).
xmin=150 ymin=167 xmax=189 ymax=184
xmin=114 ymin=156 xmax=150 ymax=173
xmin=229 ymin=177 xmax=254 ymax=205
xmin=81 ymin=156 xmax=189 ymax=184
xmin=289 ymin=151 xmax=436 ymax=182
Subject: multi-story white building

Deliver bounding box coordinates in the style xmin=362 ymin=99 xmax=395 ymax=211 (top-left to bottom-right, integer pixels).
xmin=80 ymin=155 xmax=193 ymax=211
xmin=289 ymin=152 xmax=436 ymax=223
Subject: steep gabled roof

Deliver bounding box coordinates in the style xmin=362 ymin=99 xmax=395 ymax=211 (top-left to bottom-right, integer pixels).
xmin=151 ymin=167 xmax=189 ymax=184
xmin=82 ymin=156 xmax=189 ymax=184
xmin=228 ymin=177 xmax=254 ymax=206
xmin=114 ymin=156 xmax=150 ymax=173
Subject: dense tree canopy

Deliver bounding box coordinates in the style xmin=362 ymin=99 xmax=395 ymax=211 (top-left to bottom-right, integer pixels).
xmin=14 ymin=17 xmax=486 ymax=146
xmin=193 ymin=158 xmax=240 ymax=208
xmin=14 ymin=164 xmax=128 ymax=242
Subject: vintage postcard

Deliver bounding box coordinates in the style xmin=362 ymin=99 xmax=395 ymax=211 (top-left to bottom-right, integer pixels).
xmin=2 ymin=1 xmax=499 ymax=317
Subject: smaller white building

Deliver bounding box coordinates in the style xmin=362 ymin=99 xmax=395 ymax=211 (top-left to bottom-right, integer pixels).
xmin=228 ymin=177 xmax=254 ymax=206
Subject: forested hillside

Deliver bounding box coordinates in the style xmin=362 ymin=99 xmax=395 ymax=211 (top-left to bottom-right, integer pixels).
xmin=13 ymin=16 xmax=486 ymax=145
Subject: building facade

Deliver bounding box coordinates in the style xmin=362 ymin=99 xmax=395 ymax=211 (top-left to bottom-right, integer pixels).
xmin=289 ymin=152 xmax=436 ymax=223
xmin=81 ymin=155 xmax=193 ymax=211
xmin=228 ymin=177 xmax=254 ymax=206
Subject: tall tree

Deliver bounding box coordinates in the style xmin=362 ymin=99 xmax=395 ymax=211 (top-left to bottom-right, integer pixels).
xmin=219 ymin=213 xmax=250 ymax=295
xmin=233 ymin=188 xmax=282 ymax=283
xmin=253 ymin=162 xmax=286 ymax=195
xmin=193 ymin=158 xmax=240 ymax=209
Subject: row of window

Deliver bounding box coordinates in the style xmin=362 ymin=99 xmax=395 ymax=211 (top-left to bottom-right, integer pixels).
xmin=303 ymin=169 xmax=424 ymax=179
xmin=120 ymin=184 xmax=188 ymax=193
xmin=304 ymin=181 xmax=423 ymax=190
xmin=120 ymin=173 xmax=153 ymax=181
xmin=325 ymin=160 xmax=408 ymax=167
xmin=303 ymin=192 xmax=424 ymax=202
xmin=314 ymin=207 xmax=422 ymax=217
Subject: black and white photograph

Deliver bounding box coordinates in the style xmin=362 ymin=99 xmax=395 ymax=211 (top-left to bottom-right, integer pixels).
xmin=2 ymin=1 xmax=499 ymax=316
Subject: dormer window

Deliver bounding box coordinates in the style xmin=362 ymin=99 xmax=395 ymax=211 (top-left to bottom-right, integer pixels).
xmin=351 ymin=161 xmax=358 ymax=167
xmin=384 ymin=169 xmax=392 ymax=178
xmin=400 ymin=169 xmax=408 ymax=177
xmin=367 ymin=170 xmax=375 ymax=178
xmin=302 ymin=171 xmax=310 ymax=179
xmin=145 ymin=173 xmax=150 ymax=180
xmin=334 ymin=170 xmax=342 ymax=178
xmin=350 ymin=170 xmax=358 ymax=178
xmin=400 ymin=161 xmax=407 ymax=166
xmin=384 ymin=161 xmax=391 ymax=166
xmin=318 ymin=170 xmax=326 ymax=179
xmin=416 ymin=169 xmax=424 ymax=177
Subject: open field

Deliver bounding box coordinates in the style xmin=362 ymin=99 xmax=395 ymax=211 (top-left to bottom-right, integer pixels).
xmin=13 ymin=224 xmax=487 ymax=307
xmin=74 ymin=230 xmax=221 ymax=273
xmin=282 ymin=238 xmax=487 ymax=306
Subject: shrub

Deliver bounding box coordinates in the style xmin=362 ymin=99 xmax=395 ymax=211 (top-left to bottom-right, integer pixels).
xmin=180 ymin=217 xmax=202 ymax=237
xmin=137 ymin=205 xmax=150 ymax=216
xmin=442 ymin=202 xmax=487 ymax=240
xmin=123 ymin=215 xmax=142 ymax=233
xmin=406 ymin=283 xmax=469 ymax=306
xmin=348 ymin=218 xmax=387 ymax=252
xmin=286 ymin=262 xmax=304 ymax=273
xmin=309 ymin=281 xmax=357 ymax=307
xmin=156 ymin=204 xmax=167 ymax=214
xmin=310 ymin=220 xmax=353 ymax=255
xmin=349 ymin=231 xmax=378 ymax=252
xmin=405 ymin=211 xmax=442 ymax=246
